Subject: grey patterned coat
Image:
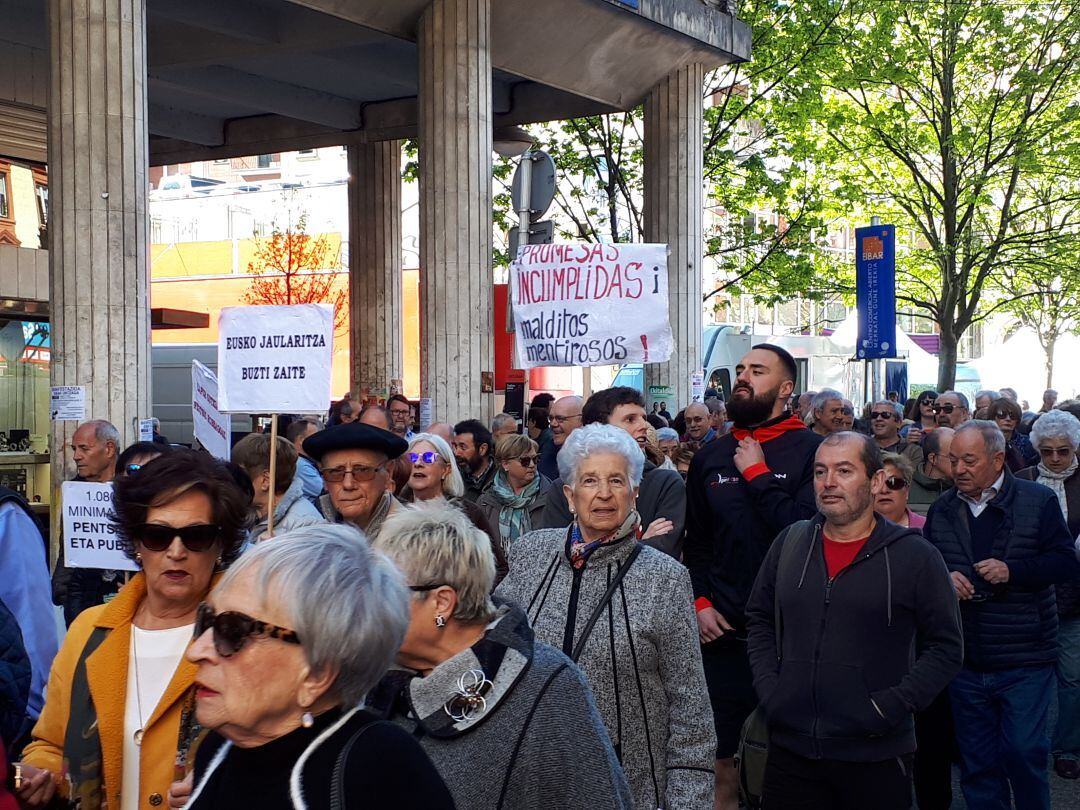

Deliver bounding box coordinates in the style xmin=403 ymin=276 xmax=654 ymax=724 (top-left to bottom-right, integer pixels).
xmin=496 ymin=528 xmax=716 ymax=809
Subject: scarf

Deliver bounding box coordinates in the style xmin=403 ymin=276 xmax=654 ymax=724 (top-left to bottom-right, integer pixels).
xmin=1037 ymin=458 xmax=1078 ymax=522
xmin=489 ymin=470 xmax=541 ymax=554
xmin=363 ymin=491 xmax=396 ymax=541
xmin=566 ymin=510 xmax=640 ymax=570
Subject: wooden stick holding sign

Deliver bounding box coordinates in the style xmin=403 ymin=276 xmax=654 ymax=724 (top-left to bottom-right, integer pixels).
xmin=267 ymin=414 xmax=279 ymax=538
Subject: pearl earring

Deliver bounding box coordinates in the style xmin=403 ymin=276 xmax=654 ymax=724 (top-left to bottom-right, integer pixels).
xmin=301 ymin=711 xmax=314 ymax=728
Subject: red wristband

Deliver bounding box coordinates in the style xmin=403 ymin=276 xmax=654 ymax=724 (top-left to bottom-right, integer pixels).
xmin=742 ymin=462 xmax=770 ymax=482
xmin=694 ymin=596 xmax=714 ymax=613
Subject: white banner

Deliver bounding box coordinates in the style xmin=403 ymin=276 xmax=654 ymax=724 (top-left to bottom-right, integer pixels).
xmin=217 ymin=304 xmax=334 ymax=413
xmin=61 ymin=481 xmax=138 ymax=571
xmin=509 ymin=243 xmax=673 ymax=369
xmin=192 ymin=360 xmax=231 ymax=461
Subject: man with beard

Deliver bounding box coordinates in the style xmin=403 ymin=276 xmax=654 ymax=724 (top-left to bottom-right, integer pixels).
xmin=746 ymin=432 xmax=962 ymax=809
xmin=683 ymin=344 xmax=823 ymax=810
xmin=452 ymin=419 xmax=496 ymax=501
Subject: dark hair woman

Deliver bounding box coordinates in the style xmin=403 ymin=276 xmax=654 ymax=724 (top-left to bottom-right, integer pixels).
xmin=17 ymin=450 xmax=247 ymax=809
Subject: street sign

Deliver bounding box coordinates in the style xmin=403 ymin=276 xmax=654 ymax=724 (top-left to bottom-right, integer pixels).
xmin=511 ymin=151 xmax=556 ymax=217
xmin=508 ymin=220 xmax=555 ymax=259
xmin=855 ymin=225 xmax=897 ymax=359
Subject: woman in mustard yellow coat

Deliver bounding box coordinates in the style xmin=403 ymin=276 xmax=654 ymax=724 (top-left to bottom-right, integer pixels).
xmin=17 ymin=450 xmax=248 ymax=810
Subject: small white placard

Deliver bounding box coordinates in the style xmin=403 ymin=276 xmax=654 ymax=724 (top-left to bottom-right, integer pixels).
xmin=61 ymin=481 xmax=137 ymax=571
xmin=192 ymin=361 xmax=231 ymax=461
xmin=51 ymin=386 xmax=86 ymax=421
xmin=419 ymin=398 xmax=433 ymax=430
xmin=138 ymin=419 xmax=155 ymax=442
xmin=691 ymin=370 xmax=705 ymax=403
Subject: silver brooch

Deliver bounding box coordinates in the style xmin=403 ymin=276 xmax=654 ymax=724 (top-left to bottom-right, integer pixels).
xmin=443 ymin=669 xmax=494 ymax=723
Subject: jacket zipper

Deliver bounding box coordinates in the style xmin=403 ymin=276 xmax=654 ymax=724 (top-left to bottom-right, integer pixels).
xmin=562 ymin=566 xmax=583 ymax=657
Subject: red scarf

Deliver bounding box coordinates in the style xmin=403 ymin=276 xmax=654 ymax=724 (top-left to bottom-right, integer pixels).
xmin=731 ymin=413 xmax=808 ymax=443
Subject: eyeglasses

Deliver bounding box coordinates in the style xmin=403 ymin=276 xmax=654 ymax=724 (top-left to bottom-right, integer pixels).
xmin=321 ymin=463 xmax=385 ymax=482
xmin=408 ymin=582 xmax=448 ymax=592
xmin=408 ymin=451 xmax=440 ymax=465
xmin=870 ymin=411 xmax=897 ymax=421
xmin=514 ymin=455 xmax=538 ymax=467
xmin=136 ymin=523 xmax=220 ymax=553
xmin=194 ymin=602 xmax=301 ymax=658
xmin=884 ymin=476 xmax=909 ymax=491
xmin=549 ymin=414 xmax=581 ymax=426
xmin=990 ymin=412 xmax=1016 ymax=421
xmin=1039 ymin=446 xmax=1076 ymax=458
xmin=840 ymin=407 xmax=854 ymax=416
xmin=931 ymin=404 xmax=956 ymax=414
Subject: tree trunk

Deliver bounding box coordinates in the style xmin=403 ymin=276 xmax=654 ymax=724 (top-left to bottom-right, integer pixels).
xmin=936 ymin=328 xmax=958 ymax=392
xmin=1045 ymin=335 xmax=1056 ymax=390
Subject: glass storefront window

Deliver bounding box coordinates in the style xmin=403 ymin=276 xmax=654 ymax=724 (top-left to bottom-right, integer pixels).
xmin=0 ymin=319 xmax=51 ymax=502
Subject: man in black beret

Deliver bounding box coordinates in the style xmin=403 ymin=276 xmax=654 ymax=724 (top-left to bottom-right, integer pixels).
xmin=304 ymin=422 xmax=408 ymax=540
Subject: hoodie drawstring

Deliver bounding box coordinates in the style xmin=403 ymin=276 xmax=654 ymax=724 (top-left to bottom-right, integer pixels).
xmin=884 ymin=545 xmax=893 ymax=628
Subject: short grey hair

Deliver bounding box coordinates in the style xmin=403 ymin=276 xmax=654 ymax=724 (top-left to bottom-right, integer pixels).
xmin=656 ymin=427 xmax=679 ymax=442
xmin=373 ymin=501 xmax=496 ymax=624
xmin=939 ymin=390 xmax=971 ymax=411
xmin=975 ymin=389 xmax=1001 ymax=403
xmin=217 ymin=523 xmax=409 ymax=706
xmin=557 ymin=423 xmax=645 ymax=487
xmin=811 ymin=388 xmax=843 ymax=416
xmin=873 ymin=400 xmax=903 ymax=420
xmin=955 ymin=420 xmax=1006 ymax=456
xmin=706 ymin=399 xmax=726 ymax=415
xmin=82 ymin=419 xmax=120 ymax=448
xmin=407 ymin=433 xmax=464 ymax=498
xmin=491 ymin=413 xmax=517 ymax=433
xmin=1031 ymin=409 xmax=1080 ymax=451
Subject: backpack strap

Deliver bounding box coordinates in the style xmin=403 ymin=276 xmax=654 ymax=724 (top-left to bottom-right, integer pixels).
xmin=570 ymin=543 xmax=643 ymax=663
xmin=330 ymin=721 xmax=383 ymax=810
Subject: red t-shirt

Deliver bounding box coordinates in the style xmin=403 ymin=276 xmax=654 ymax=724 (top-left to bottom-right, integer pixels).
xmin=823 ymin=534 xmax=869 ymax=579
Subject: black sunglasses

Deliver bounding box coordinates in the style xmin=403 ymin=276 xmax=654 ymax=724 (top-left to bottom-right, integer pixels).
xmin=884 ymin=476 xmax=909 ymax=491
xmin=870 ymin=411 xmax=897 ymax=421
xmin=931 ymin=404 xmax=956 ymax=414
xmin=136 ymin=523 xmax=220 ymax=553
xmin=194 ymin=602 xmax=301 ymax=658
xmin=514 ymin=455 xmax=538 ymax=467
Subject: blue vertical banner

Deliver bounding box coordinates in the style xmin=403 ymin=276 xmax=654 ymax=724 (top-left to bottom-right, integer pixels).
xmin=855 ymin=224 xmax=897 ymax=359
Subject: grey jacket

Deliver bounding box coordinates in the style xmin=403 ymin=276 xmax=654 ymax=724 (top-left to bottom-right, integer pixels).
xmin=369 ymin=603 xmax=632 ymax=810
xmin=247 ymin=475 xmax=326 ymax=543
xmin=537 ymin=459 xmax=687 ymax=557
xmin=497 ymin=528 xmax=716 ymax=810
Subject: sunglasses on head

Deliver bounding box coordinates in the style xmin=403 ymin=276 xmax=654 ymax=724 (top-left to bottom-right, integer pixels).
xmin=136 ymin=523 xmax=220 ymax=553
xmin=931 ymin=404 xmax=956 ymax=414
xmin=884 ymin=476 xmax=909 ymax=491
xmin=126 ymin=463 xmax=143 ymax=474
xmin=870 ymin=411 xmax=897 ymax=421
xmin=408 ymin=451 xmax=440 ymax=464
xmin=194 ymin=602 xmax=301 ymax=658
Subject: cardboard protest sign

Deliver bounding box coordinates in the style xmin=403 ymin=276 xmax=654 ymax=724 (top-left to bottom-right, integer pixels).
xmin=192 ymin=360 xmax=231 ymax=460
xmin=509 ymin=243 xmax=673 ymax=369
xmin=217 ymin=304 xmax=334 ymax=413
xmin=62 ymin=481 xmax=137 ymax=571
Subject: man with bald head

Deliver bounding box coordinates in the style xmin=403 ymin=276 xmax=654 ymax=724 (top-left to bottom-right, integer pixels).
xmin=537 ymin=395 xmax=583 ymax=480
xmin=683 ymin=402 xmax=716 ymax=448
xmin=359 ymin=405 xmax=394 ymax=432
xmin=427 ymin=422 xmax=455 ymax=445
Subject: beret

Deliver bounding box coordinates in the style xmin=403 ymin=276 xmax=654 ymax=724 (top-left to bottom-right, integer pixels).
xmin=302 ymin=422 xmax=408 ymax=462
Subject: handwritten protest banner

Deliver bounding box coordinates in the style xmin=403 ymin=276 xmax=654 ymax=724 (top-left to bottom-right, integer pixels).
xmin=217 ymin=304 xmax=334 ymax=413
xmin=192 ymin=360 xmax=231 ymax=460
xmin=509 ymin=243 xmax=673 ymax=369
xmin=62 ymin=481 xmax=137 ymax=571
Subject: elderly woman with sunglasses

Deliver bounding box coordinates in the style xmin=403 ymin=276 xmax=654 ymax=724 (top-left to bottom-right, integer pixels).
xmin=1016 ymin=408 xmax=1080 ymax=779
xmin=989 ymin=397 xmax=1039 ymax=471
xmin=17 ymin=450 xmax=248 ymax=810
xmin=476 ymin=434 xmax=553 ymax=556
xmin=369 ymin=502 xmax=632 ymax=809
xmin=496 ymin=424 xmax=716 ymax=809
xmin=875 ymin=452 xmax=926 ymax=530
xmin=178 ymin=525 xmax=454 ymax=810
xmin=404 ymin=433 xmax=508 ymax=585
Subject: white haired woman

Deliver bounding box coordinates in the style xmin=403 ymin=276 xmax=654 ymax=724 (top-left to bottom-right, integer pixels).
xmin=368 ymin=501 xmax=632 ymax=809
xmin=177 ymin=525 xmax=454 ymax=809
xmin=476 ymin=434 xmax=553 ymax=556
xmin=404 ymin=432 xmax=508 ymax=584
xmin=1018 ymin=408 xmax=1080 ymax=779
xmin=496 ymin=424 xmax=716 ymax=809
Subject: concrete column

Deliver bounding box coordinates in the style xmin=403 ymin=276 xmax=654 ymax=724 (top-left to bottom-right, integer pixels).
xmin=348 ymin=141 xmax=403 ymax=400
xmin=48 ymin=0 xmax=150 ymax=476
xmin=417 ymin=0 xmax=493 ymax=424
xmin=643 ymin=64 xmax=705 ymax=406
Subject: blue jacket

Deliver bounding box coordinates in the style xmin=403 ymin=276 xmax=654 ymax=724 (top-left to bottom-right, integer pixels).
xmin=924 ymin=469 xmax=1080 ymax=671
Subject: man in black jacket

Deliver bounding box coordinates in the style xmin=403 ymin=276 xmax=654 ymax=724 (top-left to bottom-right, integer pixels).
xmin=924 ymin=421 xmax=1080 ymax=810
xmin=746 ymin=432 xmax=963 ymax=809
xmin=683 ymin=344 xmax=821 ymax=808
xmin=537 ymin=386 xmax=685 ymax=557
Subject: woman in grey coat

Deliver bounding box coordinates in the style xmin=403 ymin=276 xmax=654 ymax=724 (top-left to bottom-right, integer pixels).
xmin=369 ymin=501 xmax=632 ymax=810
xmin=496 ymin=424 xmax=716 ymax=809
xmin=477 ymin=433 xmax=554 ymax=557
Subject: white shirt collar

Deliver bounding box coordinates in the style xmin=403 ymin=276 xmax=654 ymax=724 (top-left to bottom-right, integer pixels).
xmin=958 ymin=471 xmax=1005 ymax=515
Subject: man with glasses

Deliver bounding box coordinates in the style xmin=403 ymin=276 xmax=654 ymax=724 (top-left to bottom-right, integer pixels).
xmin=683 ymin=402 xmax=716 ymax=448
xmin=387 ymin=394 xmax=415 ymax=440
xmin=933 ymin=391 xmax=970 ymax=428
xmin=303 ymin=422 xmax=408 ymax=540
xmin=537 ymin=395 xmax=583 ymax=480
xmin=869 ymin=400 xmax=923 ymax=467
xmin=924 ymin=421 xmax=1080 ymax=810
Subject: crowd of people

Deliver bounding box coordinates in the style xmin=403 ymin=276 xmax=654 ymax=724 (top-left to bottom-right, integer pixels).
xmin=2 ymin=346 xmax=1080 ymax=809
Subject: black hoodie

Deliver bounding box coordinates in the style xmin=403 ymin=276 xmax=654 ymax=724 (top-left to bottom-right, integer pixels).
xmin=745 ymin=514 xmax=963 ymax=762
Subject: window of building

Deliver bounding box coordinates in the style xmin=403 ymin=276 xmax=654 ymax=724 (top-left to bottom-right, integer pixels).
xmin=0 ymin=163 xmax=19 ymax=246
xmin=298 ymin=148 xmax=317 ymax=159
xmin=257 ymin=154 xmax=272 ymax=169
xmin=0 ymin=170 xmax=9 ymax=219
